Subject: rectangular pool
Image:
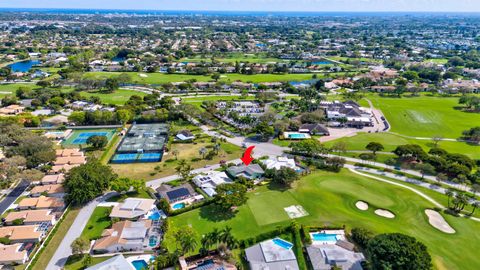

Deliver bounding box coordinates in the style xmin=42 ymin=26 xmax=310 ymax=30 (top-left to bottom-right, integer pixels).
xmin=312 ymin=233 xmax=338 ymax=242
xmin=273 ymin=238 xmax=293 ymax=250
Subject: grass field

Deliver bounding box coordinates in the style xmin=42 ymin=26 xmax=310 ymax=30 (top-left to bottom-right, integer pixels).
xmin=0 ymin=83 xmax=34 ymax=97
xmin=367 ymin=95 xmax=480 ymax=138
xmin=324 ymin=132 xmax=480 ymax=159
xmin=80 ymin=207 xmax=112 ymax=241
xmin=83 ymin=71 xmax=318 ymax=84
xmin=65 ymin=256 xmax=112 ymax=270
xmin=166 ymin=170 xmax=480 ymax=270
xmin=79 ymin=89 xmax=147 ymax=105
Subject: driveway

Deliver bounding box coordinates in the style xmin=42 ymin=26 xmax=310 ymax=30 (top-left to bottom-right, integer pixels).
xmin=0 ymin=180 xmax=29 ymax=215
xmin=46 ymin=192 xmax=117 ymax=270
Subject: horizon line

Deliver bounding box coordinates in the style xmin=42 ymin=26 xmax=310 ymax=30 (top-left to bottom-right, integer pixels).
xmin=1 ymin=7 xmax=480 ymax=14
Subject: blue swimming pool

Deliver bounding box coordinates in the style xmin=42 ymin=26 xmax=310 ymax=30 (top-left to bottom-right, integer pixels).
xmin=312 ymin=233 xmax=338 ymax=242
xmin=273 ymin=238 xmax=293 ymax=250
xmin=148 ymin=211 xmax=161 ymax=220
xmin=288 ymin=133 xmax=307 ymax=139
xmin=172 ymin=202 xmax=185 ymax=210
xmin=131 ymin=260 xmax=148 ymax=270
xmin=149 ymin=235 xmax=158 ymax=247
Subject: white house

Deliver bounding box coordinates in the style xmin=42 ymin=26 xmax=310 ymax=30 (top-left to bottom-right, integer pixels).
xmin=193 ymin=171 xmax=233 ymax=197
xmin=262 ymin=156 xmax=297 ymax=170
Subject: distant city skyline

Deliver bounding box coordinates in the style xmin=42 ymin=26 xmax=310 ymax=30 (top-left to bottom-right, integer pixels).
xmin=2 ymin=0 xmax=480 ymax=12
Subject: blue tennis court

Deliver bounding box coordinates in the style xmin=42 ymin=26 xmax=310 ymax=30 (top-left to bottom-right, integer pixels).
xmin=62 ymin=129 xmax=115 ymax=146
xmin=111 ymin=152 xmax=162 ymax=163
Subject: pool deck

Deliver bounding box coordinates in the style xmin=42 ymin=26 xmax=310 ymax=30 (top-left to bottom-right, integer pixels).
xmin=310 ymin=230 xmax=346 ymax=245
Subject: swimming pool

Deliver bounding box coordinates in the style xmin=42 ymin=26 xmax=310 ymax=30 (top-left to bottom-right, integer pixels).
xmin=149 ymin=235 xmax=158 ymax=247
xmin=312 ymin=232 xmax=338 ymax=242
xmin=148 ymin=211 xmax=161 ymax=220
xmin=273 ymin=238 xmax=293 ymax=250
xmin=131 ymin=260 xmax=148 ymax=270
xmin=288 ymin=133 xmax=308 ymax=139
xmin=172 ymin=202 xmax=185 ymax=210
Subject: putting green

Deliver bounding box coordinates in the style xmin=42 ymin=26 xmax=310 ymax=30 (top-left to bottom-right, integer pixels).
xmin=248 ymin=190 xmax=300 ymax=226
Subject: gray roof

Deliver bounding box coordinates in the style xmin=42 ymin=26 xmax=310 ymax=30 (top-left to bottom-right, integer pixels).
xmin=227 ymin=164 xmax=265 ymax=177
xmin=85 ymin=254 xmax=135 ymax=270
xmin=245 ymin=239 xmax=299 ymax=270
xmin=306 ymin=244 xmax=365 ymax=270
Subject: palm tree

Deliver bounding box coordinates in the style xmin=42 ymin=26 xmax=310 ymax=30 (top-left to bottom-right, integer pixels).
xmin=214 ymin=143 xmax=221 ymax=155
xmin=470 ymin=201 xmax=479 ymax=216
xmin=172 ymin=149 xmax=179 ymax=160
xmin=199 ymin=147 xmax=207 ymax=159
xmin=219 ymin=226 xmax=236 ymax=249
xmin=445 ymin=189 xmax=454 ymax=209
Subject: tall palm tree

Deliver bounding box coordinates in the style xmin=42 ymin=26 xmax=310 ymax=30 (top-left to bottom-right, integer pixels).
xmin=445 ymin=189 xmax=454 ymax=208
xmin=199 ymin=147 xmax=207 ymax=159
xmin=470 ymin=202 xmax=479 ymax=215
xmin=214 ymin=143 xmax=221 ymax=155
xmin=172 ymin=149 xmax=179 ymax=160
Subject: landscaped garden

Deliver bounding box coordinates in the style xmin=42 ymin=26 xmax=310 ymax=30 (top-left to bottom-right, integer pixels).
xmin=164 ymin=169 xmax=480 ymax=270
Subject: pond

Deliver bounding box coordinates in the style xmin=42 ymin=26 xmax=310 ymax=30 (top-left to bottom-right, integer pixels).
xmin=9 ymin=60 xmax=41 ymax=72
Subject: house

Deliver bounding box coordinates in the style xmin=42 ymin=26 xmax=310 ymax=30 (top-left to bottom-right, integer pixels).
xmin=110 ymin=198 xmax=156 ymax=220
xmin=0 ymin=105 xmax=25 ymax=115
xmin=262 ymin=156 xmax=297 ymax=170
xmin=245 ymin=238 xmax=299 ymax=270
xmin=193 ymin=171 xmax=233 ymax=197
xmin=41 ymin=115 xmax=69 ymax=127
xmin=299 ymin=123 xmax=330 ymax=136
xmin=29 ymin=184 xmax=65 ymax=197
xmin=17 ymin=196 xmax=65 ymax=211
xmin=306 ymin=240 xmax=364 ymax=270
xmin=4 ymin=210 xmax=57 ymax=226
xmin=226 ymin=164 xmax=265 ymax=180
xmin=85 ymin=254 xmax=135 ymax=270
xmin=40 ymin=174 xmax=65 ymax=185
xmin=49 ymin=164 xmax=81 ymax=174
xmin=0 ymin=244 xmax=28 ymax=265
xmin=0 ymin=225 xmax=44 ymax=243
xmin=56 ymin=148 xmax=84 ymax=157
xmin=321 ymin=100 xmax=373 ymax=128
xmin=92 ymin=220 xmax=153 ymax=253
xmin=176 ymin=130 xmax=195 ymax=141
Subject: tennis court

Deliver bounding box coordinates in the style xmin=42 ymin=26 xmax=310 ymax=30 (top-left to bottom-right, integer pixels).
xmin=111 ymin=152 xmax=162 ymax=163
xmin=62 ymin=129 xmax=116 ymax=146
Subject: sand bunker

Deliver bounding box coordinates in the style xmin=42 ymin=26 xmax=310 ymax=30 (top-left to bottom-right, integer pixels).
xmin=139 ymin=73 xmax=148 ymax=78
xmin=425 ymin=209 xmax=455 ymax=234
xmin=355 ymin=201 xmax=369 ymax=211
xmin=374 ymin=209 xmax=395 ymax=218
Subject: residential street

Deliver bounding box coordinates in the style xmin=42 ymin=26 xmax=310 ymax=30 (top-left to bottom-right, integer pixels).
xmin=0 ymin=180 xmax=29 ymax=215
xmin=46 ymin=192 xmax=117 ymax=270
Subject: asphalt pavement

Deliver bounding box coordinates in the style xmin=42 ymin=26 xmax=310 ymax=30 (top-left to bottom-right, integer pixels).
xmin=0 ymin=180 xmax=29 ymax=215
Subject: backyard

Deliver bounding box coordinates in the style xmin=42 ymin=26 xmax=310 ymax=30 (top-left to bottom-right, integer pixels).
xmin=165 ymin=169 xmax=480 ymax=270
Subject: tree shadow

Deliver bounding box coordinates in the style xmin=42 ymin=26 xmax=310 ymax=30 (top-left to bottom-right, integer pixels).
xmin=266 ymin=181 xmax=290 ymax=192
xmin=199 ymin=204 xmax=238 ymax=222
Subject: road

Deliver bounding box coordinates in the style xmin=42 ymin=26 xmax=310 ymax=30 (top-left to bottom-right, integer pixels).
xmin=0 ymin=180 xmax=29 ymax=215
xmin=46 ymin=192 xmax=117 ymax=270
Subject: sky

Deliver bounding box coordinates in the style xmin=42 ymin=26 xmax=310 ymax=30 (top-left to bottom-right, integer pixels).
xmin=1 ymin=0 xmax=480 ymax=12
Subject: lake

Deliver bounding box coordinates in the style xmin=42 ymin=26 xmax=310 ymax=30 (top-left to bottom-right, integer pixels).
xmin=9 ymin=60 xmax=41 ymax=72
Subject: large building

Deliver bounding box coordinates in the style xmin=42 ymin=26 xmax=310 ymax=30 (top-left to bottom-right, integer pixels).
xmin=111 ymin=123 xmax=169 ymax=163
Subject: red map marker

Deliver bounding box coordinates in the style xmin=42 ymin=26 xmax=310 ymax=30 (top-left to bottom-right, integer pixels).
xmin=241 ymin=146 xmax=255 ymax=165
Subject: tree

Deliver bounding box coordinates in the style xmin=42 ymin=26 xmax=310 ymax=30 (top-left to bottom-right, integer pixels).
xmin=172 ymin=149 xmax=179 ymax=160
xmin=367 ymin=233 xmax=432 ymax=270
xmin=36 ymin=80 xmax=51 ymax=88
xmin=462 ymin=127 xmax=480 ymax=144
xmin=267 ymin=167 xmax=299 ymax=187
xmin=350 ymin=227 xmax=374 ymax=249
xmin=215 ymin=183 xmax=247 ymax=211
xmin=110 ymin=177 xmax=144 ymax=193
xmin=104 ymin=77 xmax=119 ymax=93
xmin=175 ymin=160 xmax=192 ymax=181
xmin=86 ymin=135 xmax=108 ymax=149
xmin=470 ymin=201 xmax=479 ymax=215
xmin=211 ymin=73 xmax=221 ymax=81
xmin=64 ymin=160 xmax=117 ymax=205
xmin=71 ymin=237 xmax=89 ymax=255
xmin=116 ymin=109 xmax=132 ymax=126
xmin=174 ymin=226 xmax=198 ymax=255
xmin=199 ymin=147 xmax=207 ymax=159
xmin=393 ymin=144 xmax=427 ymax=161
xmin=415 ymin=163 xmax=436 ymax=179
xmin=68 ymin=111 xmax=86 ymax=125
xmin=365 ymin=142 xmax=384 ymax=155
xmin=291 ymin=139 xmax=327 ymax=157
xmin=254 ymin=121 xmax=275 ymax=142
xmin=445 ymin=188 xmax=454 ymax=208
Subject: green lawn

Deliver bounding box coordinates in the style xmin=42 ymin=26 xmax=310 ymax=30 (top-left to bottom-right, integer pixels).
xmin=80 ymin=207 xmax=112 ymax=241
xmin=0 ymin=83 xmax=34 ymax=97
xmin=367 ymin=95 xmax=480 ymax=138
xmin=79 ymin=89 xmax=147 ymax=105
xmin=64 ymin=255 xmax=112 ymax=270
xmin=105 ymin=189 xmax=153 ymax=202
xmin=83 ymin=72 xmax=317 ymax=84
xmin=166 ymin=170 xmax=480 ymax=270
xmin=324 ymin=132 xmax=480 ymax=159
